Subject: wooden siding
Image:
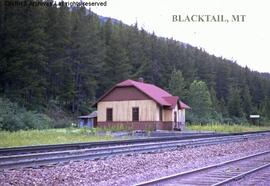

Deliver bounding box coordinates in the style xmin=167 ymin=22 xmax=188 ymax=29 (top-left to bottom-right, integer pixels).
xmin=97 ymin=100 xmax=159 ymax=122
xmin=173 ymin=105 xmax=179 ymax=122
xmin=179 ymin=109 xmax=185 ymax=123
xmin=101 ymin=87 xmax=150 ymax=101
xmin=163 ymin=109 xmax=172 ymax=121
xmin=156 ymin=104 xmax=161 ymax=121
xmin=163 ymin=105 xmax=185 ymax=123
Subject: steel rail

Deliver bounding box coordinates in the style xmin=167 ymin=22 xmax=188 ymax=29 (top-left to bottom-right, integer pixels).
xmin=136 ymin=150 xmax=270 ymax=186
xmin=0 ymin=132 xmax=269 ymax=170
xmin=0 ymin=133 xmax=224 ymax=155
xmin=212 ymin=162 xmax=270 ymax=186
xmin=0 ymin=135 xmax=252 ymax=162
xmin=1 ymin=130 xmax=269 ymax=156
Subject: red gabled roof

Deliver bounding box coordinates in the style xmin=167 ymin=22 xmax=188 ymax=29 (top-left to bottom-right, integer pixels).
xmin=163 ymin=96 xmax=179 ymax=108
xmin=117 ymin=80 xmax=171 ymax=106
xmin=95 ymin=79 xmax=191 ymax=109
xmin=179 ymin=101 xmax=191 ymax=109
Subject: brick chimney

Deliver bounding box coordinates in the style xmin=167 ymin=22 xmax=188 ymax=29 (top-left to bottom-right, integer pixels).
xmin=138 ymin=77 xmax=144 ymax=83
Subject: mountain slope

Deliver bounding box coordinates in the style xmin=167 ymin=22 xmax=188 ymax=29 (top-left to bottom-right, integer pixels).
xmin=0 ymin=5 xmax=269 ymax=123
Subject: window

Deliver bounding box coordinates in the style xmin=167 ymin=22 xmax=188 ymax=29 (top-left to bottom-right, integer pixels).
xmin=132 ymin=107 xmax=139 ymax=121
xmin=106 ymin=108 xmax=113 ymax=121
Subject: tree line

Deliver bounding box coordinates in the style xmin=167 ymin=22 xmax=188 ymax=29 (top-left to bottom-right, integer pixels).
xmin=0 ymin=2 xmax=270 ymax=130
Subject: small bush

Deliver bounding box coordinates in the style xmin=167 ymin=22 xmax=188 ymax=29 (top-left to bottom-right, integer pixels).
xmin=1 ymin=114 xmax=24 ymax=131
xmin=0 ymin=97 xmax=53 ymax=131
xmin=52 ymin=119 xmax=71 ymax=128
xmin=78 ymin=127 xmax=97 ymax=135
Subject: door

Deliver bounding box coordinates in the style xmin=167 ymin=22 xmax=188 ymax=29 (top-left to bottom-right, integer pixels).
xmin=88 ymin=119 xmax=93 ymax=128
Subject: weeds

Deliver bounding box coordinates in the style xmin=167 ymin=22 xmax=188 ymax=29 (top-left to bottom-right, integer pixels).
xmin=187 ymin=123 xmax=270 ymax=133
xmin=0 ymin=128 xmax=113 ymax=147
xmin=99 ymin=123 xmax=133 ymax=132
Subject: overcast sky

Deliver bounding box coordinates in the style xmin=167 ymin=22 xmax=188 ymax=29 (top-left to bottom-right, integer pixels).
xmin=90 ymin=0 xmax=270 ymax=73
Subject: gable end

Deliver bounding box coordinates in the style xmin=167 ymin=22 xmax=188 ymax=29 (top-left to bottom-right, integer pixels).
xmin=100 ymin=86 xmax=151 ymax=102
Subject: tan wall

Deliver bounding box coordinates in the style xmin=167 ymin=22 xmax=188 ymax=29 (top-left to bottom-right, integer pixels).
xmin=163 ymin=109 xmax=172 ymax=121
xmin=159 ymin=105 xmax=186 ymax=123
xmin=155 ymin=105 xmax=161 ymax=121
xmin=97 ymin=100 xmax=159 ymax=122
xmin=173 ymin=105 xmax=179 ymax=122
xmin=174 ymin=105 xmax=186 ymax=123
xmin=163 ymin=105 xmax=179 ymax=122
xmin=179 ymin=109 xmax=185 ymax=123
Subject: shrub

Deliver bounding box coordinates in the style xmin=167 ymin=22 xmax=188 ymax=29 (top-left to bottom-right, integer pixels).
xmin=21 ymin=112 xmax=52 ymax=130
xmin=51 ymin=119 xmax=71 ymax=128
xmin=0 ymin=97 xmax=53 ymax=131
xmin=1 ymin=114 xmax=24 ymax=131
xmin=78 ymin=127 xmax=97 ymax=135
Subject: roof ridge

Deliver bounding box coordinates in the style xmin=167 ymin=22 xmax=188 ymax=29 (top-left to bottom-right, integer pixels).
xmin=94 ymin=79 xmax=190 ymax=109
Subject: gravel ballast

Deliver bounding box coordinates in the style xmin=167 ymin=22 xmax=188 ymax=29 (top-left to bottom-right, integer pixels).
xmin=1 ymin=137 xmax=270 ymax=186
xmin=227 ymin=166 xmax=270 ymax=186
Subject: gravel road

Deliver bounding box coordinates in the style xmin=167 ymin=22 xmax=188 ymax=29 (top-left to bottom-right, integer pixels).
xmin=1 ymin=137 xmax=270 ymax=186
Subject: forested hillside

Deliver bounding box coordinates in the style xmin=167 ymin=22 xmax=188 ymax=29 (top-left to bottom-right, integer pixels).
xmin=0 ymin=2 xmax=270 ymax=130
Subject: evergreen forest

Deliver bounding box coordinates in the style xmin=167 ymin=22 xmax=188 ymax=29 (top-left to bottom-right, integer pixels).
xmin=1 ymin=2 xmax=270 ymax=130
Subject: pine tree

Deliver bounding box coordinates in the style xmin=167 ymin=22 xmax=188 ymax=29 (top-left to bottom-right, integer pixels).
xmin=260 ymin=96 xmax=270 ymax=120
xmin=215 ymin=62 xmax=230 ymax=101
xmin=69 ymin=7 xmax=105 ymax=113
xmin=102 ymin=30 xmax=131 ymax=90
xmin=0 ymin=5 xmax=270 ymax=124
xmin=45 ymin=5 xmax=72 ymax=104
xmin=219 ymin=98 xmax=228 ymax=117
xmin=187 ymin=80 xmax=213 ymax=123
xmin=209 ymin=87 xmax=223 ymax=121
xmin=168 ymin=69 xmax=186 ymax=100
xmin=241 ymin=84 xmax=253 ymax=119
xmin=1 ymin=3 xmax=47 ymax=107
xmin=227 ymin=87 xmax=243 ymax=118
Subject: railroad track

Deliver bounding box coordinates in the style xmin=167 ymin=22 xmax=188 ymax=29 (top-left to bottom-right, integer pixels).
xmin=1 ymin=130 xmax=269 ymax=156
xmin=0 ymin=132 xmax=269 ymax=170
xmin=0 ymin=133 xmax=225 ymax=156
xmin=136 ymin=150 xmax=270 ymax=186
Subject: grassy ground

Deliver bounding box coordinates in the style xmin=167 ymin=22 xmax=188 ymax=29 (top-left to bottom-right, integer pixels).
xmin=2 ymin=124 xmax=269 ymax=148
xmin=187 ymin=123 xmax=270 ymax=133
xmin=0 ymin=128 xmax=114 ymax=148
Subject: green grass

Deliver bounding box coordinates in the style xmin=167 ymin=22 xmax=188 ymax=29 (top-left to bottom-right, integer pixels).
xmin=187 ymin=123 xmax=270 ymax=133
xmin=0 ymin=128 xmax=114 ymax=148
